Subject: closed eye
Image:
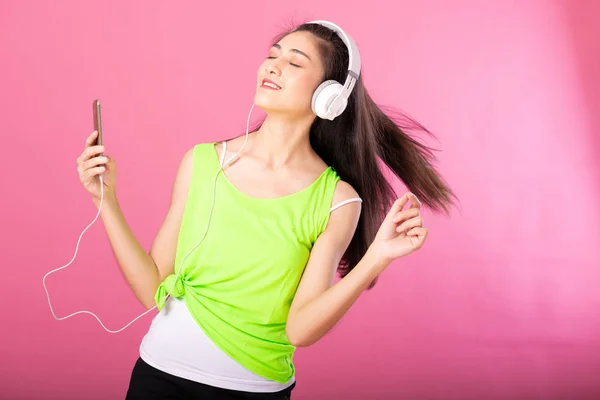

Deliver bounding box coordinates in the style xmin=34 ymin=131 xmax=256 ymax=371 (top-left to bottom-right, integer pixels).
xmin=266 ymin=56 xmax=301 ymax=68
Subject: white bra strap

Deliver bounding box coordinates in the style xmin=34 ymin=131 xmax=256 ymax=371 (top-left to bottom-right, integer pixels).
xmin=330 ymin=197 xmax=362 ymax=212
xmin=219 ymin=141 xmax=227 ymax=168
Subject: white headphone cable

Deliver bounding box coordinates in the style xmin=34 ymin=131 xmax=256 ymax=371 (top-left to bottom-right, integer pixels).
xmin=43 ymin=104 xmax=255 ymax=333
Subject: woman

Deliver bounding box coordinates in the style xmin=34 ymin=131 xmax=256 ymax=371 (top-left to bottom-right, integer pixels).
xmin=76 ymin=21 xmax=455 ymax=399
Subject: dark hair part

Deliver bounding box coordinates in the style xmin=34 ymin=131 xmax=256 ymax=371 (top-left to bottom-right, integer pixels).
xmin=273 ymin=22 xmax=458 ymax=288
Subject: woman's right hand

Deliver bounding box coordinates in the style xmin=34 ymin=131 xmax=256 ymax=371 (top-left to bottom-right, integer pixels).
xmin=77 ymin=130 xmax=116 ymax=204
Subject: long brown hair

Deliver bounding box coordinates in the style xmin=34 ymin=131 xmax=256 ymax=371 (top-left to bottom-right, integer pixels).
xmin=265 ymin=22 xmax=457 ymax=288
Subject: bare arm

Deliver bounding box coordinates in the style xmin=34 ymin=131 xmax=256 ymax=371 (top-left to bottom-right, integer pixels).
xmin=285 ymin=181 xmax=374 ymax=346
xmin=285 ymin=189 xmax=426 ymax=347
xmin=96 ymin=148 xmax=194 ymax=308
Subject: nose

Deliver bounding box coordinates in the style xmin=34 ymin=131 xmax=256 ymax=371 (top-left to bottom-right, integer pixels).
xmin=265 ymin=59 xmax=282 ymax=76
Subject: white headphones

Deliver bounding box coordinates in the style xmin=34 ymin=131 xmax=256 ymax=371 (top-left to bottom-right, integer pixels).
xmin=303 ymin=20 xmax=361 ymax=121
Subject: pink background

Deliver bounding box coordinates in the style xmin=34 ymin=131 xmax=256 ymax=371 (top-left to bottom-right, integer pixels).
xmin=2 ymin=0 xmax=599 ymax=399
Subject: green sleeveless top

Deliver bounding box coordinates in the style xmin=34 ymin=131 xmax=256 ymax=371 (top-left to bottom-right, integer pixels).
xmin=154 ymin=142 xmax=341 ymax=383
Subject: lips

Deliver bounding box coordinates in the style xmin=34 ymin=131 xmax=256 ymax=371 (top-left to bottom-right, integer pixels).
xmin=261 ymin=78 xmax=282 ymax=90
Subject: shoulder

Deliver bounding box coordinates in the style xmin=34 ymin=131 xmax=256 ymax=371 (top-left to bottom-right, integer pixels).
xmin=170 ymin=142 xmax=214 ymax=200
xmin=215 ymin=136 xmax=248 ymax=166
xmin=182 ymin=145 xmax=196 ymax=165
xmin=180 ymin=142 xmax=219 ymax=169
xmin=322 ymin=179 xmax=361 ymax=239
xmin=169 ymin=146 xmax=196 ymax=202
xmin=178 ymin=144 xmax=202 ymax=173
xmin=331 ymin=179 xmax=361 ymax=208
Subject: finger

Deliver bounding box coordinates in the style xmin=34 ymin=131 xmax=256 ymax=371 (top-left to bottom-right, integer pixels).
xmin=85 ymin=166 xmax=106 ymax=178
xmin=385 ymin=193 xmax=410 ymax=221
xmin=397 ymin=216 xmax=424 ymax=234
xmin=393 ymin=207 xmax=420 ymax=223
xmin=406 ymin=226 xmax=428 ymax=238
xmin=406 ymin=227 xmax=428 ymax=249
xmin=80 ymin=145 xmax=105 ymax=162
xmin=83 ymin=156 xmax=108 ymax=170
xmin=407 ymin=192 xmax=422 ymax=209
xmin=85 ymin=130 xmax=99 ymax=146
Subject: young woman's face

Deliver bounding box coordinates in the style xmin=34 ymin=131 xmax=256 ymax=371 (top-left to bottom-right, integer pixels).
xmin=254 ymin=31 xmax=325 ymax=117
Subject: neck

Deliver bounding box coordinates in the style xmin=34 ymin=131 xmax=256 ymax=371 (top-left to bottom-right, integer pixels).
xmin=249 ymin=112 xmax=316 ymax=169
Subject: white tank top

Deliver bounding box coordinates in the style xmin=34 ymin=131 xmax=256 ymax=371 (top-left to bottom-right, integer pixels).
xmin=139 ymin=297 xmax=295 ymax=392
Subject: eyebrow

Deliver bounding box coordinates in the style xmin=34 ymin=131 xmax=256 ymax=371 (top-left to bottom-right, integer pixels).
xmin=271 ymin=43 xmax=312 ymax=61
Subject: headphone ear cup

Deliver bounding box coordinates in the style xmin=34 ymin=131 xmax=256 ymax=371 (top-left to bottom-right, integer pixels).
xmin=312 ymin=80 xmax=344 ymax=120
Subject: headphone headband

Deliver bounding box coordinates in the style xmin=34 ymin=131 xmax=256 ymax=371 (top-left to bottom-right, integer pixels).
xmin=306 ymin=20 xmax=361 ymax=80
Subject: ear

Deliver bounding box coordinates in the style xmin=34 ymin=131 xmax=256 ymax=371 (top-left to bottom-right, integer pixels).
xmin=312 ymin=80 xmax=344 ymax=120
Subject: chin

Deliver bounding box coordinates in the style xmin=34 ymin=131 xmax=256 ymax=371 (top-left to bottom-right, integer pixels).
xmin=254 ymin=94 xmax=283 ymax=114
xmin=254 ymin=96 xmax=304 ymax=117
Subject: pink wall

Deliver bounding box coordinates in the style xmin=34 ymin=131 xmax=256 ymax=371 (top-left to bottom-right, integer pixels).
xmin=2 ymin=0 xmax=599 ymax=399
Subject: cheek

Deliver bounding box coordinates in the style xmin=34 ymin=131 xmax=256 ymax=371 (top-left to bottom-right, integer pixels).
xmin=288 ymin=74 xmax=321 ymax=101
